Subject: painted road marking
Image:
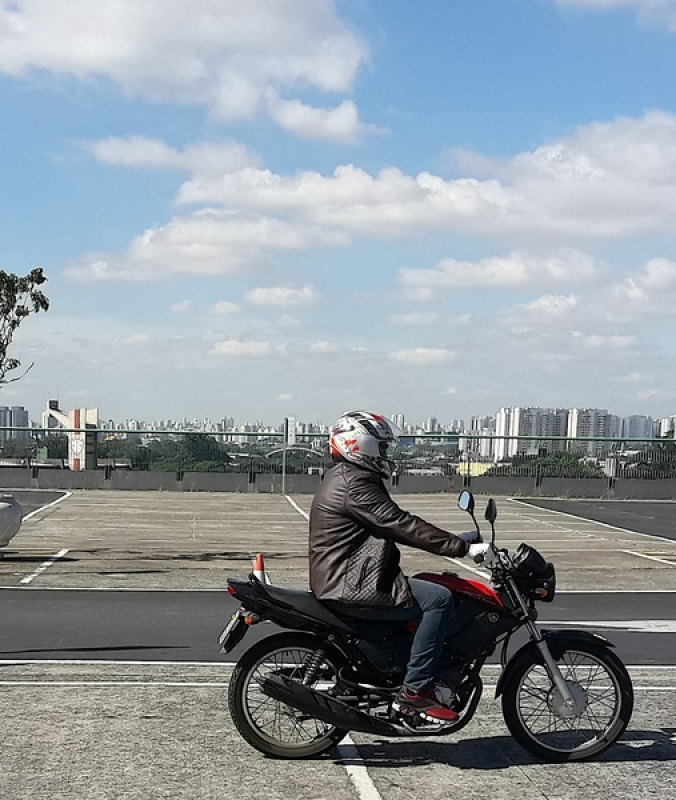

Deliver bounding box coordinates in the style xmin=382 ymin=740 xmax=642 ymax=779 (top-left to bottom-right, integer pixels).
xmin=285 ymin=495 xmax=383 ymax=800
xmin=545 ymin=620 xmax=676 ymax=633
xmin=622 ymin=550 xmax=676 ymax=567
xmin=22 ymin=492 xmax=72 ymax=521
xmin=19 ymin=548 xmax=70 ymax=585
xmin=512 ymin=499 xmax=676 ymax=547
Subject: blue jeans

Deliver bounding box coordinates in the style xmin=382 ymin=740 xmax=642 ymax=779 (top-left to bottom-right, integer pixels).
xmin=404 ymin=578 xmax=455 ymax=693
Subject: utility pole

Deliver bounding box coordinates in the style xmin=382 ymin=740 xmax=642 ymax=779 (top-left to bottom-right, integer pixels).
xmin=281 ymin=415 xmax=296 ymax=495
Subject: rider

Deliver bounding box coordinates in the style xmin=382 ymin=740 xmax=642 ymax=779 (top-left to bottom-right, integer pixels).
xmin=308 ymin=410 xmax=475 ymax=723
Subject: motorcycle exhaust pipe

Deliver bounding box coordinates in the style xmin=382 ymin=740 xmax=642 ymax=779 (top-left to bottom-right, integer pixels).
xmin=260 ymin=674 xmax=399 ymax=737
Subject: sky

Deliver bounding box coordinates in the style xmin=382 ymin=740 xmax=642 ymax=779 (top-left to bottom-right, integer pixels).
xmin=3 ymin=0 xmax=676 ymax=427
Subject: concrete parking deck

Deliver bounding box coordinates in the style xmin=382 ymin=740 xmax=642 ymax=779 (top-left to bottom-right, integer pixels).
xmin=1 ymin=489 xmax=675 ymax=800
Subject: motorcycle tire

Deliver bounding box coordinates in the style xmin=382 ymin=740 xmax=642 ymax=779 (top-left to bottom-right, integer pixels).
xmin=228 ymin=631 xmax=349 ymax=759
xmin=501 ymin=642 xmax=634 ymax=762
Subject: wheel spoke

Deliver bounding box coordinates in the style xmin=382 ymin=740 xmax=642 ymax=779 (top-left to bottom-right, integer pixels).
xmin=513 ymin=648 xmax=624 ymax=757
xmin=239 ymin=644 xmax=340 ymax=751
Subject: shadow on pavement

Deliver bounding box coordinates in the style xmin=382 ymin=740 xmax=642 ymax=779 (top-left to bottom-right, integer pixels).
xmin=333 ymin=729 xmax=675 ymax=768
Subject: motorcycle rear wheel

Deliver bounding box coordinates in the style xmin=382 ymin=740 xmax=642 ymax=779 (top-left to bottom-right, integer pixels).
xmin=228 ymin=632 xmax=349 ymax=759
xmin=502 ymin=643 xmax=633 ymax=762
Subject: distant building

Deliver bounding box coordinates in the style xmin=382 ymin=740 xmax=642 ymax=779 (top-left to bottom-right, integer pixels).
xmin=494 ymin=407 xmax=571 ymax=462
xmin=658 ymin=415 xmax=676 ymax=438
xmin=0 ymin=406 xmax=30 ymax=442
xmin=567 ymin=408 xmax=618 ymax=456
xmin=620 ymin=415 xmax=654 ymax=441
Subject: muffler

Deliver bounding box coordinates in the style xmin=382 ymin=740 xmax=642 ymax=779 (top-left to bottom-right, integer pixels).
xmin=260 ymin=674 xmax=398 ymax=737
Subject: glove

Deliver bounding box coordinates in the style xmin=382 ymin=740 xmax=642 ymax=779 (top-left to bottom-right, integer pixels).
xmin=457 ymin=530 xmax=480 ymax=545
xmin=468 ymin=542 xmax=493 ymax=564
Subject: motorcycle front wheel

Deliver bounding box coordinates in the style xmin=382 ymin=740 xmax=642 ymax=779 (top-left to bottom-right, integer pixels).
xmin=501 ymin=643 xmax=634 ymax=762
xmin=228 ymin=632 xmax=349 ymax=759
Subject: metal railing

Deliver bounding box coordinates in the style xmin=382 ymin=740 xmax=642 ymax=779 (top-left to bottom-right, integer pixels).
xmin=1 ymin=428 xmax=674 ymax=481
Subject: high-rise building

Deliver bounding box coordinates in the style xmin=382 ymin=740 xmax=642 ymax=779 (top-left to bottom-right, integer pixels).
xmin=465 ymin=415 xmax=495 ymax=459
xmin=391 ymin=413 xmax=405 ymax=431
xmin=0 ymin=406 xmax=30 ymax=442
xmin=494 ymin=407 xmax=570 ymax=462
xmin=658 ymin=415 xmax=676 ymax=438
xmin=567 ymin=408 xmax=617 ymax=456
xmin=621 ymin=415 xmax=654 ymax=441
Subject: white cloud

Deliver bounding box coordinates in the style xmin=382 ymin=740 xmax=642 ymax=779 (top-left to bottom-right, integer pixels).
xmin=388 ymin=347 xmax=455 ymax=365
xmin=115 ymin=333 xmax=152 ymax=348
xmin=75 ymin=112 xmax=676 ymax=283
xmin=245 ymin=285 xmax=317 ymax=307
xmin=582 ymin=334 xmax=635 ymax=349
xmin=0 ymin=0 xmax=369 ymax=138
xmin=442 ymin=387 xmax=457 ymax=395
xmin=549 ymin=1 xmax=676 ymax=32
xmin=86 ymin=136 xmax=260 ymax=174
xmin=609 ymin=258 xmax=676 ymax=320
xmin=64 ymin=211 xmax=345 ymax=281
xmin=266 ymin=97 xmax=369 ymax=143
xmin=170 ymin=300 xmax=191 ymax=313
xmin=275 ymin=314 xmax=302 ymax=329
xmin=399 ymin=251 xmax=599 ymax=290
xmin=211 ymin=339 xmax=282 ymax=358
xmin=207 ymin=301 xmax=240 ymax=316
xmin=390 ymin=312 xmax=441 ymax=326
xmin=310 ymin=340 xmax=339 ymax=353
xmin=172 ymin=112 xmax=676 ymax=242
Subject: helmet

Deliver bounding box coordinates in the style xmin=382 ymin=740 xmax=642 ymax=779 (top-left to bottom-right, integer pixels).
xmin=329 ymin=410 xmax=399 ymax=477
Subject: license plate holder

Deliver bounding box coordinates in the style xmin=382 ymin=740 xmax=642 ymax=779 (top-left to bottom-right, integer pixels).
xmin=219 ymin=609 xmax=247 ymax=653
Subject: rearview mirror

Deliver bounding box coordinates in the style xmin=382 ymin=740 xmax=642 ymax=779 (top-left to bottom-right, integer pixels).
xmin=484 ymin=498 xmax=497 ymax=524
xmin=458 ymin=490 xmax=475 ymax=514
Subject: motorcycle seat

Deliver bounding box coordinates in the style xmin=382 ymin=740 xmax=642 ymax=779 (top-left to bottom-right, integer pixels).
xmin=321 ymin=598 xmax=421 ymax=623
xmin=262 ymin=585 xmax=419 ymax=628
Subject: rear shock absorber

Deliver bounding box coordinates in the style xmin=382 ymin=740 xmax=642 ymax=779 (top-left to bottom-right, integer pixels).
xmin=302 ymin=649 xmax=326 ymax=685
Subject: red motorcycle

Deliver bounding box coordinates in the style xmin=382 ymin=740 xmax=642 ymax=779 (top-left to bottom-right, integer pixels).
xmin=220 ymin=491 xmax=633 ymax=762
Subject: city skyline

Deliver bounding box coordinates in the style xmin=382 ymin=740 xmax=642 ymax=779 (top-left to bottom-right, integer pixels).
xmin=7 ymin=398 xmax=674 ymax=439
xmin=3 ymin=3 xmax=676 ymax=423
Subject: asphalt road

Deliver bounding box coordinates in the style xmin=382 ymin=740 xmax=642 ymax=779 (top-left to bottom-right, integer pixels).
xmin=1 ymin=586 xmax=674 ymax=665
xmin=516 ymin=498 xmax=676 ymax=541
xmin=3 ymin=489 xmax=67 ymax=520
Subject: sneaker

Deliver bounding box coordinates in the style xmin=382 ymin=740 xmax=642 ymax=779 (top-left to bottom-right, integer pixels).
xmin=392 ymin=685 xmax=459 ymax=722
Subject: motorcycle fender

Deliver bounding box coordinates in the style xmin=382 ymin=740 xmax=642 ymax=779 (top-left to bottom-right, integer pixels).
xmin=494 ymin=628 xmax=614 ymax=698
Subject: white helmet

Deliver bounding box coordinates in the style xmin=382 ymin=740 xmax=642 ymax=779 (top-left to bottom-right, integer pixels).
xmin=329 ymin=410 xmax=399 ymax=477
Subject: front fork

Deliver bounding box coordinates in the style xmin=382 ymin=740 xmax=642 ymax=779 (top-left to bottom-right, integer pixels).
xmin=507 ymin=577 xmax=577 ymax=709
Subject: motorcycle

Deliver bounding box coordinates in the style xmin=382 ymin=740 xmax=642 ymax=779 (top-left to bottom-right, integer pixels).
xmin=220 ymin=491 xmax=634 ymax=762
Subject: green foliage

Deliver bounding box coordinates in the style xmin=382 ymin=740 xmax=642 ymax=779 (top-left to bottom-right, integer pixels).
xmin=486 ymin=452 xmax=604 ymax=478
xmin=0 ymin=268 xmax=50 ymax=384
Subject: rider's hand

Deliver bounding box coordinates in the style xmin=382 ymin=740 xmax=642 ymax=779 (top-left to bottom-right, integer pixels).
xmin=468 ymin=542 xmax=492 ymax=564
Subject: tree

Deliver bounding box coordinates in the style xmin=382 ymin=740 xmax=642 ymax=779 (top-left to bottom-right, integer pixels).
xmin=0 ymin=268 xmax=50 ymax=385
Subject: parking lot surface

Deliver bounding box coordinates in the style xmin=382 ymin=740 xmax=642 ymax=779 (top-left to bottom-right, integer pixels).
xmin=0 ymin=489 xmax=674 ymax=799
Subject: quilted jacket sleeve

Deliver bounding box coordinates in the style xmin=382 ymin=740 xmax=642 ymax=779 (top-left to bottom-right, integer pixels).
xmin=344 ymin=470 xmax=469 ymax=559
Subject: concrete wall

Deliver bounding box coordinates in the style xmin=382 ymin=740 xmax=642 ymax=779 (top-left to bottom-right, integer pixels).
xmin=1 ymin=467 xmax=675 ymax=499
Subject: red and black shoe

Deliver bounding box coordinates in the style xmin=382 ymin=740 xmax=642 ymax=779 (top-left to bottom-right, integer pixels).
xmin=392 ymin=685 xmax=459 ymax=723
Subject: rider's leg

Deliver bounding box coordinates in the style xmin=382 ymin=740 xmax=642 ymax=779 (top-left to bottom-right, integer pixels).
xmin=403 ymin=578 xmax=455 ymax=693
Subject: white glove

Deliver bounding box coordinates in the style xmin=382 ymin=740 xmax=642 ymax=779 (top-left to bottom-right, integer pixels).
xmin=457 ymin=530 xmax=480 ymax=544
xmin=468 ymin=542 xmax=493 ymax=565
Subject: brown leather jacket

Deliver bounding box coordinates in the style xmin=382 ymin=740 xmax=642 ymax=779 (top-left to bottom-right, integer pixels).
xmin=309 ymin=461 xmax=469 ymax=607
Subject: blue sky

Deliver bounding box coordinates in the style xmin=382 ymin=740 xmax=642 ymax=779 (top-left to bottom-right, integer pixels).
xmin=3 ymin=0 xmax=676 ymax=426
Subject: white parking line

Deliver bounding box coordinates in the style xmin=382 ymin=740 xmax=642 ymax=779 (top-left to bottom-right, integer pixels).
xmin=19 ymin=548 xmax=70 ymax=585
xmin=285 ymin=495 xmax=309 ymax=520
xmin=544 ymin=620 xmax=676 ymax=633
xmin=285 ymin=495 xmax=382 ymax=800
xmin=22 ymin=491 xmax=72 ymax=521
xmin=511 ymin=499 xmax=676 ymax=547
xmin=622 ymin=550 xmax=676 ymax=567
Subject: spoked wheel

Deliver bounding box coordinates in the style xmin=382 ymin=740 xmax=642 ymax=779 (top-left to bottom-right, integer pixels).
xmin=228 ymin=632 xmax=349 ymax=758
xmin=502 ymin=644 xmax=634 ymax=762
